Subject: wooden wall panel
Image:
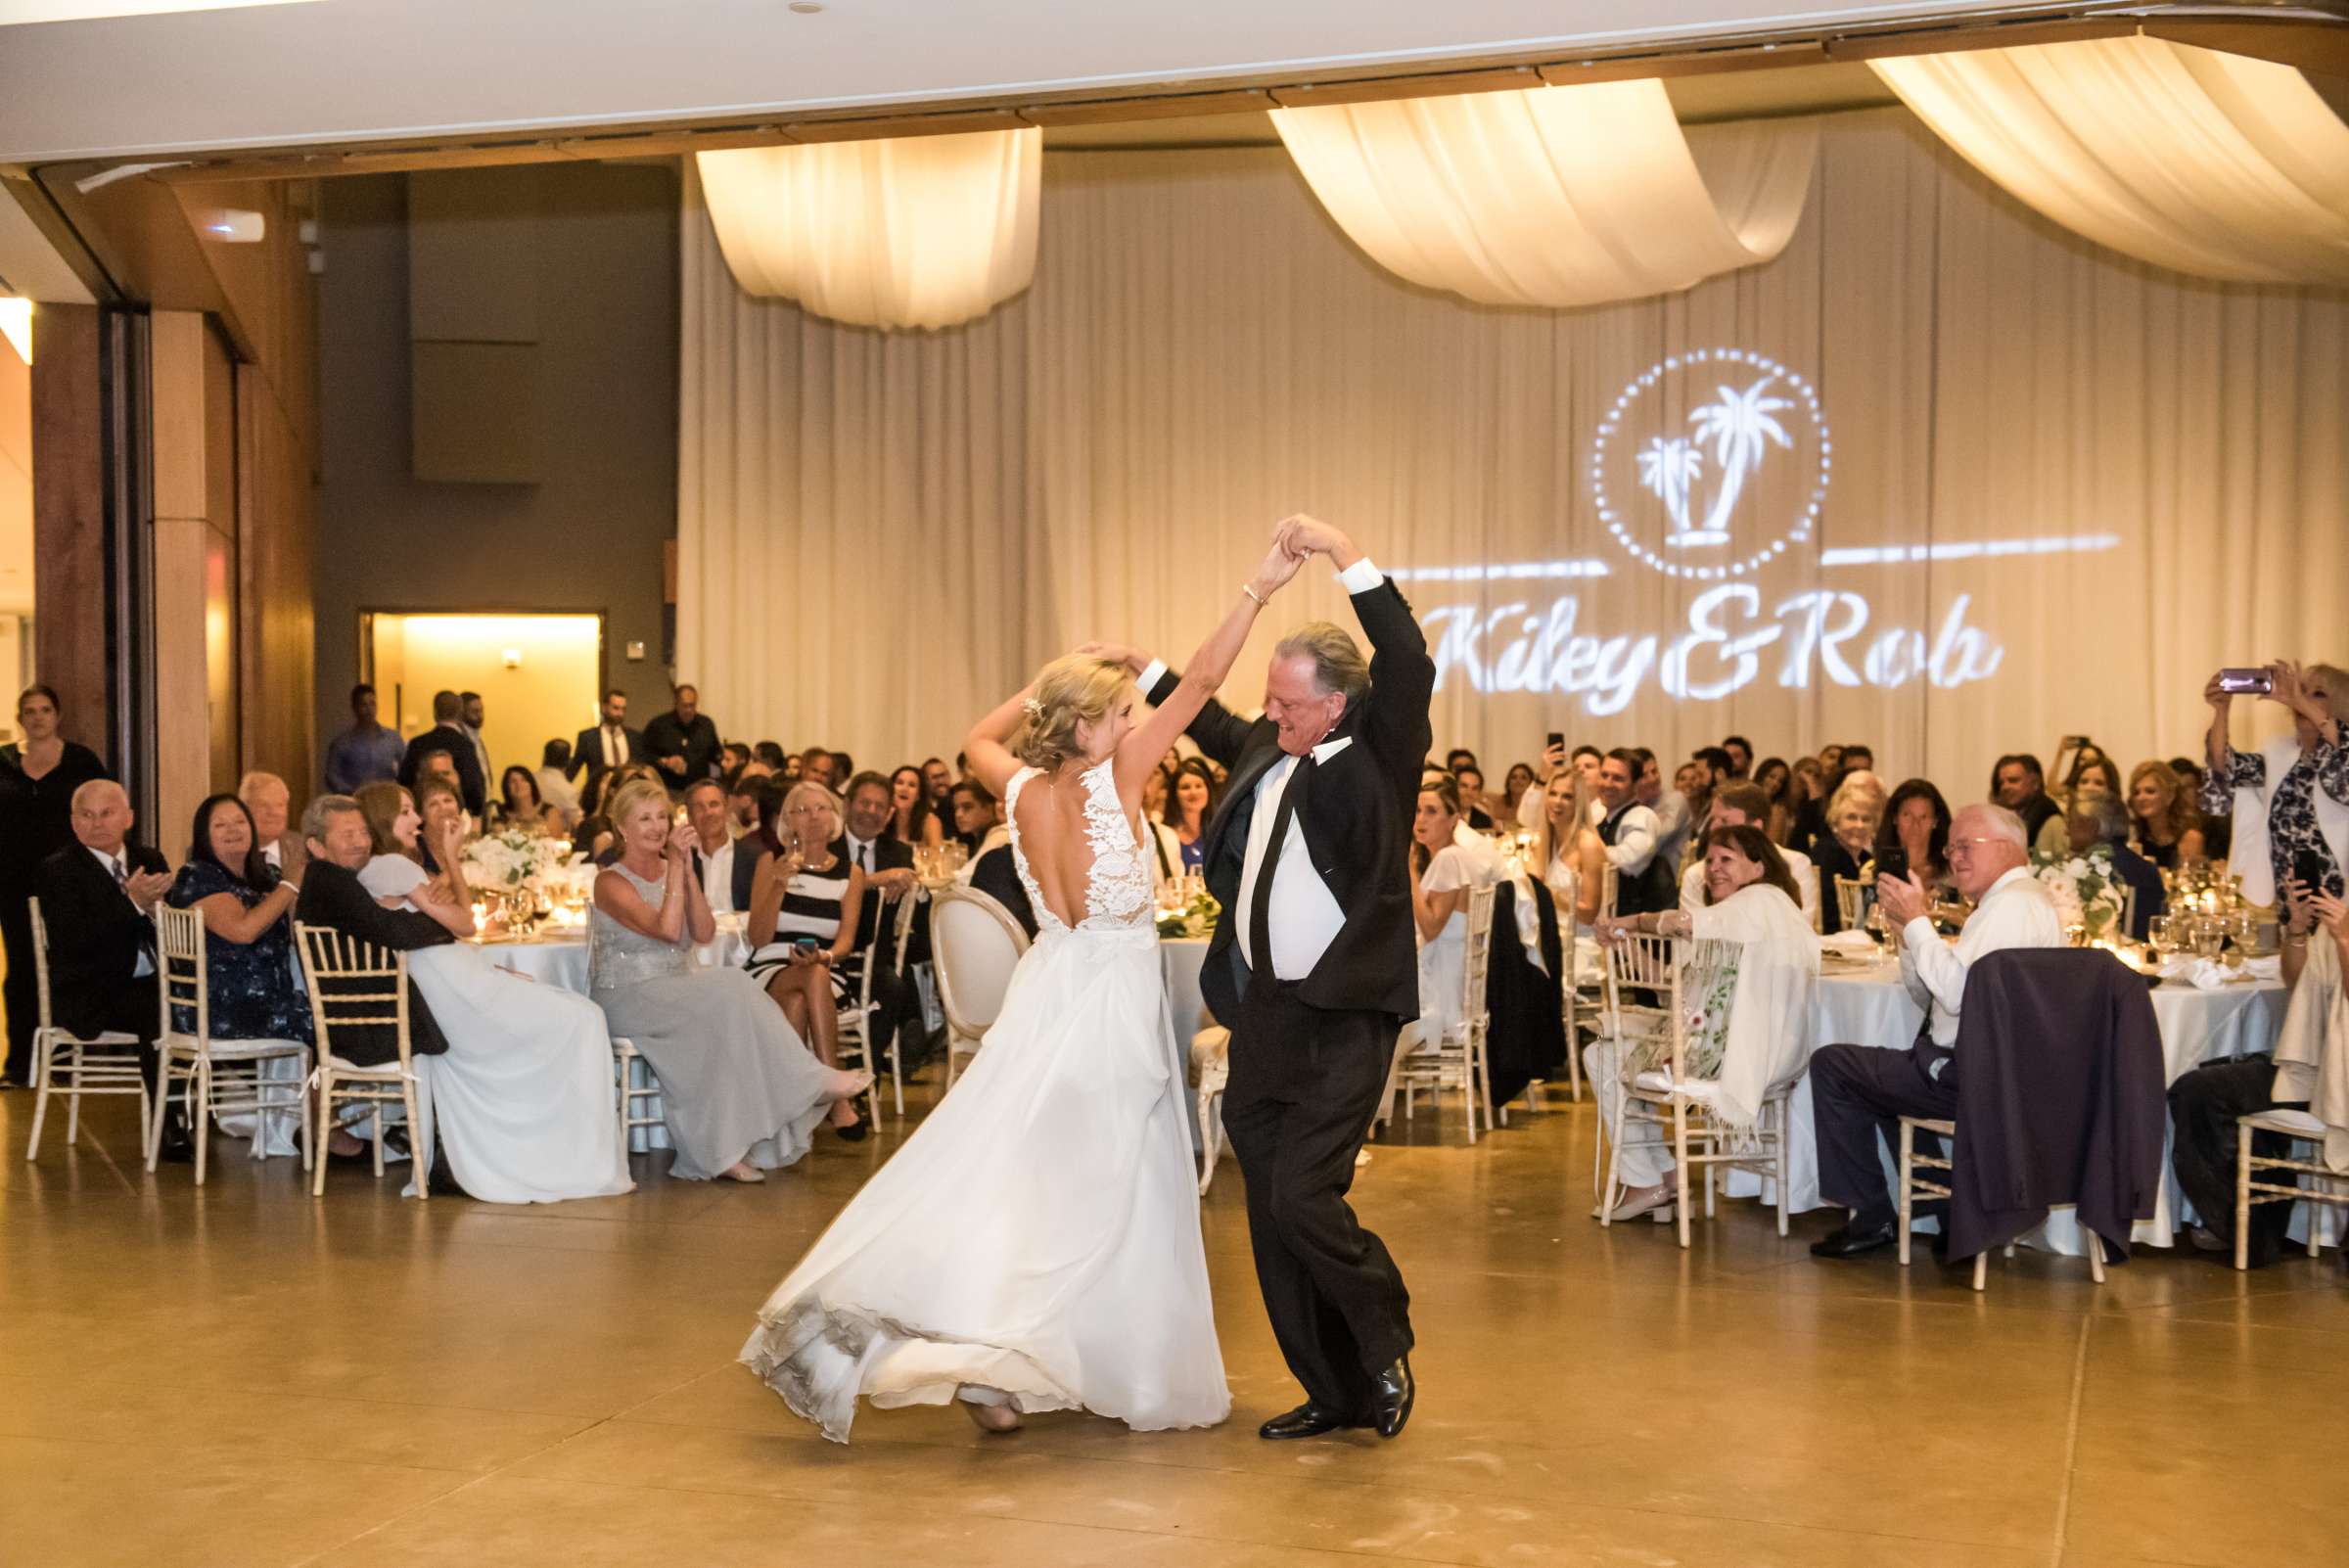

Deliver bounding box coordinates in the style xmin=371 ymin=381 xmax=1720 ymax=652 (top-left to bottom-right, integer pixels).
xmin=27 ymin=302 xmax=109 ymax=757
xmin=237 ymin=360 xmax=315 ymax=790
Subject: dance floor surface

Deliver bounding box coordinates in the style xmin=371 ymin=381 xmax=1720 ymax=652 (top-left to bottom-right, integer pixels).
xmin=2 ymin=1077 xmax=2339 ymax=1568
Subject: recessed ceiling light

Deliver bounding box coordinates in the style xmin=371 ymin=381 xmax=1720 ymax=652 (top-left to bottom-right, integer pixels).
xmin=788 ymin=2 xmax=823 ymax=12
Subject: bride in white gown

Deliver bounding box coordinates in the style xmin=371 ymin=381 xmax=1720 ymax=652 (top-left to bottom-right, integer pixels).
xmin=741 ymin=528 xmax=1312 ymax=1442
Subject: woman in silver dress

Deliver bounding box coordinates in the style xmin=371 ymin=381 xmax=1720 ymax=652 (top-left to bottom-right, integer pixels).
xmin=590 ymin=776 xmax=869 ymax=1182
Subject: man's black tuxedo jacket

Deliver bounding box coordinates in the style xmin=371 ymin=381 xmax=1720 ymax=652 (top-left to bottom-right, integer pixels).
xmin=1149 ymin=574 xmax=1434 ymax=1024
xmin=693 ymin=839 xmax=764 ymax=918
xmin=831 ymin=833 xmax=915 ymax=960
xmin=32 ymin=841 xmax=168 ymax=1041
xmin=969 ymin=844 xmax=1038 ymax=941
xmin=397 ymin=723 xmax=487 ymax=817
xmin=294 ymin=859 xmax=456 ymax=1065
xmin=570 ymin=723 xmax=647 ymax=800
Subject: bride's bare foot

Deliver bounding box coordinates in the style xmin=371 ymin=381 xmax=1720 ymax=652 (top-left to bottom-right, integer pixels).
xmin=718 ymin=1161 xmax=766 ymax=1183
xmin=960 ymin=1393 xmax=1022 ymax=1434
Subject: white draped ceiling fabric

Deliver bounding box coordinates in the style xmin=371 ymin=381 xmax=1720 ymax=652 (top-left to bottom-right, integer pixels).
xmin=694 ymin=127 xmax=1041 ymax=330
xmin=1873 ymin=37 xmax=2349 ymax=285
xmin=678 ymin=111 xmax=2349 ymax=788
xmin=1270 ymin=79 xmax=1818 ymax=307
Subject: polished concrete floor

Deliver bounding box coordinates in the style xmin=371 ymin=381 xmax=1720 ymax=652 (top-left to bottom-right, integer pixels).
xmin=2 ymin=1075 xmax=2341 ymax=1568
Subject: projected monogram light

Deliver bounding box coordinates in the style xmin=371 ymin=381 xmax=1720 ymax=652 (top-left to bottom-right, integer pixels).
xmin=1401 ymin=347 xmax=2054 ymax=714
xmin=1595 ymin=349 xmax=1827 ymax=580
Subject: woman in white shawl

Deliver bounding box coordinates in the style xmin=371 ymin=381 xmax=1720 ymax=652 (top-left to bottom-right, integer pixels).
xmin=1589 ymin=824 xmax=1819 ymax=1222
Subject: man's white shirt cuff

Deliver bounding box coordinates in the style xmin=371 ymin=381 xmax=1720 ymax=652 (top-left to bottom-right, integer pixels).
xmin=1137 ymin=658 xmax=1169 ymax=692
xmin=1337 ymin=557 xmax=1384 ymax=594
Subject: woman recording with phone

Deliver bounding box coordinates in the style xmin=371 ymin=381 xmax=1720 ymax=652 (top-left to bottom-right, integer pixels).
xmin=2202 ymin=661 xmax=2349 ymax=909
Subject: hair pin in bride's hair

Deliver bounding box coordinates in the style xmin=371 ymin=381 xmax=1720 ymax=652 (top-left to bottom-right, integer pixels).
xmin=1022 ymin=697 xmax=1046 ymax=719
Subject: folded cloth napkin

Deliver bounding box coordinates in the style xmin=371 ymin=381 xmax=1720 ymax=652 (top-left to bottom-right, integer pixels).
xmin=2158 ymin=954 xmax=2279 ymax=990
xmin=1820 ymin=931 xmax=1878 ymax=959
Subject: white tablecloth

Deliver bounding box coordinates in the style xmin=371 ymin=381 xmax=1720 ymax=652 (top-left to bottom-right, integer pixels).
xmin=465 ymin=929 xmax=745 ymax=1154
xmin=1163 ymin=937 xmax=1215 ymax=1154
xmin=1723 ymin=953 xmax=2291 ymax=1252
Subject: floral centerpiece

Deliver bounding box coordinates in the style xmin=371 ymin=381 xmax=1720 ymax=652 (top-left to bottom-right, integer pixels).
xmin=2031 ymin=845 xmax=2128 ymax=943
xmin=461 ymin=831 xmax=592 ymax=931
xmin=1157 ymin=887 xmax=1221 ymax=940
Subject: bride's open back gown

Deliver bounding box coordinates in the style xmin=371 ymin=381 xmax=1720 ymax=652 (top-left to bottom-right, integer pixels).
xmin=741 ymin=758 xmax=1229 ymax=1442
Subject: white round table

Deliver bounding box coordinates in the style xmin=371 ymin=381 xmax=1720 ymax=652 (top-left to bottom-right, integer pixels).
xmin=1723 ymin=953 xmax=2291 ymax=1252
xmin=463 ymin=927 xmax=747 ymax=1154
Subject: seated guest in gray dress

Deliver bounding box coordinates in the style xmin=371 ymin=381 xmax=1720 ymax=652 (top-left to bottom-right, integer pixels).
xmin=590 ymin=776 xmax=869 ymax=1183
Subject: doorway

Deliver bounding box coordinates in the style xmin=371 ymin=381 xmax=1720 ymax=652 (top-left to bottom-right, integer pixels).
xmin=362 ymin=612 xmax=604 ymax=784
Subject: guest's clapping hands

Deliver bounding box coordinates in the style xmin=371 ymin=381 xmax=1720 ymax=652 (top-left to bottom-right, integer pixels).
xmin=665 ymin=822 xmax=697 ymax=862
xmin=123 ymin=868 xmax=173 ymax=912
xmin=1874 ymin=870 xmax=1930 ymax=932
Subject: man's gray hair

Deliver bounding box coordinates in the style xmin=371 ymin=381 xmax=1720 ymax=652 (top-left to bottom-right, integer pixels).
xmin=1970 ymin=802 xmax=2029 ymax=848
xmin=238 ymin=769 xmax=288 ymax=800
xmin=1273 ymin=623 xmax=1370 ymax=704
xmin=301 ymin=793 xmax=361 ymax=847
xmin=69 ymin=778 xmax=126 ymax=813
xmin=2067 ymin=788 xmax=2130 ymax=844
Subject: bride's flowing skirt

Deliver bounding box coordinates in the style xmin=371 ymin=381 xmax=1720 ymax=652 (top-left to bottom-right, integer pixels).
xmin=741 ymin=924 xmax=1229 ymax=1442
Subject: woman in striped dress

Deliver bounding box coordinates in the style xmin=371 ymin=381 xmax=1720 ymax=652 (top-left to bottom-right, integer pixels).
xmin=748 ymin=781 xmax=869 ymax=1138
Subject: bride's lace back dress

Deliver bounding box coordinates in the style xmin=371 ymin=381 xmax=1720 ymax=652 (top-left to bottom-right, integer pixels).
xmin=742 ymin=758 xmax=1229 ymax=1441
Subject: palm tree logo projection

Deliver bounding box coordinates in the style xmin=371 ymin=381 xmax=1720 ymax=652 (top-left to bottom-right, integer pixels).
xmin=1594 ymin=349 xmax=1828 ymax=582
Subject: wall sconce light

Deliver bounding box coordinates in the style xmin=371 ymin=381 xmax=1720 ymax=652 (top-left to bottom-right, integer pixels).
xmin=0 ymin=298 xmax=28 ymax=366
xmin=501 ymin=648 xmax=524 ymax=669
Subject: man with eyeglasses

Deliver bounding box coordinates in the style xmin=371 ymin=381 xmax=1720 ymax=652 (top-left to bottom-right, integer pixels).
xmin=1807 ymin=803 xmax=2063 ymax=1259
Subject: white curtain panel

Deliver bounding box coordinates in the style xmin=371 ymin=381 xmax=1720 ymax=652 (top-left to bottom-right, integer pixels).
xmin=1873 ymin=36 xmax=2349 ymax=286
xmin=677 ymin=112 xmax=2348 ymax=789
xmin=1270 ymin=78 xmax=1817 ymax=308
xmin=695 ymin=127 xmax=1041 ymax=331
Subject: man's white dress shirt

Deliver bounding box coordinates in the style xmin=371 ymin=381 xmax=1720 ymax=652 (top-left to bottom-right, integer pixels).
xmin=1141 ymin=555 xmax=1387 ymax=983
xmin=1681 ymin=847 xmax=1818 ymax=928
xmin=841 ymin=830 xmax=875 ymax=872
xmin=1900 ymin=864 xmax=2064 ymax=1047
xmin=1598 ymin=802 xmax=1662 ymax=875
xmin=699 ymin=836 xmax=737 ymax=914
xmin=599 ymin=723 xmax=628 ymax=770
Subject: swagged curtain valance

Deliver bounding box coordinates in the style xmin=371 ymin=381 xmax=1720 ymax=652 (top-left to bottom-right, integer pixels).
xmin=696 ymin=127 xmax=1041 ymax=331
xmin=1872 ymin=36 xmax=2349 ymax=286
xmin=1270 ymin=78 xmax=1819 ymax=309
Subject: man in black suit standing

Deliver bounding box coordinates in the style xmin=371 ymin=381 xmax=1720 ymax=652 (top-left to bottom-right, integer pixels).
xmin=33 ymin=779 xmax=189 ymax=1160
xmin=569 ymin=687 xmax=644 ymax=806
xmin=644 ymin=683 xmax=721 ymax=791
xmin=1104 ymin=515 xmax=1429 ymax=1444
xmin=398 ymin=689 xmax=487 ymax=817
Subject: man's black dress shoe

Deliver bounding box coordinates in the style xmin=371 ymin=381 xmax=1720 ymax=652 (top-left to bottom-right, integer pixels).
xmin=1258 ymin=1403 xmax=1361 ymax=1441
xmin=1809 ymin=1220 xmax=1898 ymax=1259
xmin=1371 ymin=1357 xmax=1414 ymax=1440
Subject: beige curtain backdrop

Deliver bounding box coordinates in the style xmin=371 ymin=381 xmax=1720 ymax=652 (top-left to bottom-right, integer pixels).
xmin=677 ymin=109 xmax=2348 ymax=790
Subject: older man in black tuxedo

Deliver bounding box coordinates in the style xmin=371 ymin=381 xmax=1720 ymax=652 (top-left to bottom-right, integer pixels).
xmin=32 ymin=780 xmax=187 ymax=1159
xmin=1100 ymin=515 xmax=1430 ymax=1444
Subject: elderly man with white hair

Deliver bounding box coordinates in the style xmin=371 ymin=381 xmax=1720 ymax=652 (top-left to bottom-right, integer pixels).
xmin=239 ymin=770 xmax=304 ymax=881
xmin=1808 ymin=802 xmax=2064 ymax=1259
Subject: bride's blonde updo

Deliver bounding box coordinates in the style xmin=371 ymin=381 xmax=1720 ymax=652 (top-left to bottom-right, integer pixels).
xmin=1013 ymin=655 xmax=1131 ymax=770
